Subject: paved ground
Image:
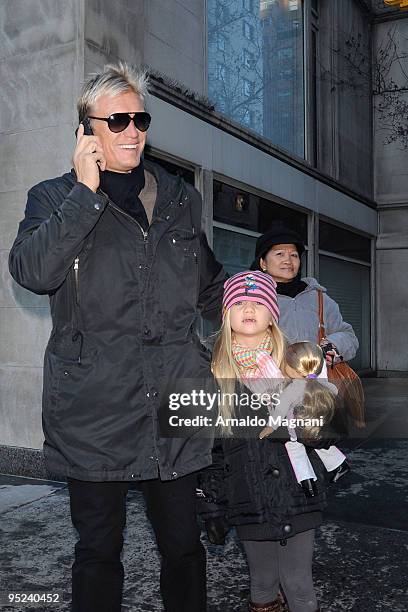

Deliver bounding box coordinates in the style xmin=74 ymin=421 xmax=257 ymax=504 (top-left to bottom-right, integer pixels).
xmin=0 ymin=379 xmax=407 ymax=611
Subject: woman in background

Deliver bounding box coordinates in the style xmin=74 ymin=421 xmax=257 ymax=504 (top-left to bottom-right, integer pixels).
xmin=251 ymin=221 xmax=358 ymax=381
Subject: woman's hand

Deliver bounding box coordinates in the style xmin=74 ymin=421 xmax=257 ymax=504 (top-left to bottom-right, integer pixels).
xmin=320 ymin=339 xmax=343 ymax=366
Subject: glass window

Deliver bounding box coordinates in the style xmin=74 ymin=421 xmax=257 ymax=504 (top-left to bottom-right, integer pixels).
xmin=277 ymin=47 xmax=294 ymax=60
xmin=319 ymin=221 xmax=371 ymax=263
xmin=310 ymin=27 xmax=318 ymax=166
xmin=242 ymin=109 xmax=256 ymax=128
xmin=279 ymin=68 xmax=294 ymax=79
xmin=318 ymin=220 xmax=372 ymax=370
xmin=213 ymin=227 xmax=258 ymax=275
xmin=213 ymin=226 xmax=308 ymax=280
xmin=207 ymin=0 xmax=305 ymax=158
xmin=243 ymin=21 xmax=255 ymax=41
xmin=144 ymin=150 xmax=195 ymax=185
xmin=216 ymin=3 xmax=230 ymax=20
xmin=217 ymin=36 xmax=226 ymax=52
xmin=319 ymin=256 xmax=371 ymax=370
xmin=217 ymin=98 xmax=226 ymax=112
xmin=243 ymin=48 xmax=255 ymax=69
xmin=243 ymin=78 xmax=254 ymax=97
xmin=216 ymin=63 xmax=226 ymax=80
xmin=213 ymin=180 xmax=308 ymax=240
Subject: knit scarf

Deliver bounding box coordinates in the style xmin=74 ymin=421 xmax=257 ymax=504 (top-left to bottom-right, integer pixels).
xmin=232 ymin=333 xmax=283 ymax=399
xmin=232 ymin=333 xmax=274 ymax=371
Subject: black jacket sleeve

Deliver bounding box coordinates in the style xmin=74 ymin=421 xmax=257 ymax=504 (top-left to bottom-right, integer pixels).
xmin=8 ymin=181 xmax=108 ymax=295
xmin=185 ymin=182 xmax=226 ymax=328
xmin=197 ymin=439 xmax=228 ymax=519
xmin=197 ymin=231 xmax=227 ymax=327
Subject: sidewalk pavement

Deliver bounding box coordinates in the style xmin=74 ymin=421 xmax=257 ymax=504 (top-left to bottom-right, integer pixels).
xmin=0 ymin=379 xmax=407 ymax=611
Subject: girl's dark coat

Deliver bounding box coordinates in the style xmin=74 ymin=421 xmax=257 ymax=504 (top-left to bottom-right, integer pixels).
xmin=199 ymin=394 xmax=346 ymax=540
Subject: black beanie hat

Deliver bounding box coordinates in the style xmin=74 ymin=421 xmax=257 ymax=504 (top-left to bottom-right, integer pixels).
xmin=250 ymin=222 xmax=305 ymax=271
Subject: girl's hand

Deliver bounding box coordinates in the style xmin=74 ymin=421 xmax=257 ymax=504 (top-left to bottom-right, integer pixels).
xmin=205 ymin=518 xmax=229 ymax=545
xmin=259 ymin=426 xmax=274 ymax=439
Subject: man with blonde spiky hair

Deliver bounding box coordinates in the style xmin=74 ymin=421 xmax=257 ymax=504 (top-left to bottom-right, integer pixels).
xmin=9 ymin=62 xmax=226 ymax=612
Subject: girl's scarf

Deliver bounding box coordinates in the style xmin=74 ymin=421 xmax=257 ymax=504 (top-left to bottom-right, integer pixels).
xmin=232 ymin=333 xmax=274 ymax=371
xmin=232 ymin=334 xmax=282 ymax=393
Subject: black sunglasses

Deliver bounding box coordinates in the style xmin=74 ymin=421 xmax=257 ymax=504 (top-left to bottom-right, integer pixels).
xmin=87 ymin=112 xmax=151 ymax=133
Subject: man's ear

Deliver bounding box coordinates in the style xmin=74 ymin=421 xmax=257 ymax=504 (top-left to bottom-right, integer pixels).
xmin=260 ymin=257 xmax=266 ymax=271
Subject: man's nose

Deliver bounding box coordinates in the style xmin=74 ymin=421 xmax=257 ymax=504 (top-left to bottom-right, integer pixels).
xmin=124 ymin=117 xmax=139 ymax=137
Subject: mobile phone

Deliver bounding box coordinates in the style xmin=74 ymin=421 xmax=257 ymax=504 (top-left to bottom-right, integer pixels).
xmin=82 ymin=117 xmax=93 ymax=135
xmin=75 ymin=117 xmax=93 ymax=137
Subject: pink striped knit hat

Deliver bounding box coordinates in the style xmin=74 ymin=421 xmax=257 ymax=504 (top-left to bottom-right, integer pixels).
xmin=222 ymin=271 xmax=279 ymax=323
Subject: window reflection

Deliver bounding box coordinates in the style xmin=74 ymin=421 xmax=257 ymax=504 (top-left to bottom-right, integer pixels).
xmin=208 ymin=0 xmax=305 ymax=157
xmin=213 ymin=227 xmax=258 ymax=276
xmin=213 ymin=179 xmax=308 ymax=239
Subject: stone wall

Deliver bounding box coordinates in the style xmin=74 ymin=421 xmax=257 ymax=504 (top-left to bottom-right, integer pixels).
xmin=0 ymin=0 xmax=83 ymax=448
xmin=374 ymin=17 xmax=408 ymax=374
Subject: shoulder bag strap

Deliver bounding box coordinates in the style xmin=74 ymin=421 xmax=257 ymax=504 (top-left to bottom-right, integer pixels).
xmin=317 ymin=290 xmax=326 ymax=344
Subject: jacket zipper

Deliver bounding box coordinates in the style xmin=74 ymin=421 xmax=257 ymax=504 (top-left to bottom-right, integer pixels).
xmin=97 ymin=183 xmax=184 ymax=244
xmin=72 ymin=257 xmax=84 ymax=364
xmin=74 ymin=257 xmax=80 ymax=304
xmin=100 ymin=184 xmax=186 ymax=467
xmin=107 ymin=200 xmax=148 ymax=242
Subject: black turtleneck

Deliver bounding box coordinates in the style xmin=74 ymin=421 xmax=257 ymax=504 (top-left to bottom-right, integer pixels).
xmin=276 ymin=273 xmax=307 ymax=298
xmin=99 ymin=161 xmax=148 ymax=230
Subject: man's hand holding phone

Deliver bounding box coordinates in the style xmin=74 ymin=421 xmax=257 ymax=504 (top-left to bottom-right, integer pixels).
xmin=73 ymin=123 xmax=106 ymax=193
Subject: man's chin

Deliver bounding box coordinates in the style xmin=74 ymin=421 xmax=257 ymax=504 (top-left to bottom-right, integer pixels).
xmin=107 ymin=157 xmax=142 ymax=173
xmin=119 ymin=150 xmax=143 ymax=170
xmin=124 ymin=157 xmax=142 ymax=172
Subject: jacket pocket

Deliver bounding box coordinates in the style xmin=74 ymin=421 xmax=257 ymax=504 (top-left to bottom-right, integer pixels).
xmin=168 ymin=230 xmax=200 ymax=302
xmin=72 ymin=235 xmax=95 ymax=307
xmin=170 ymin=228 xmax=197 ymax=257
xmin=43 ymin=332 xmax=98 ymax=419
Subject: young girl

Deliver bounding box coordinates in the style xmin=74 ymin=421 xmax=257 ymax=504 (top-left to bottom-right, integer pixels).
xmin=201 ymin=271 xmax=347 ymax=612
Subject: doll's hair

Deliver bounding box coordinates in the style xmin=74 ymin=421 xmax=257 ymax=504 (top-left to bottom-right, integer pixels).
xmin=211 ymin=310 xmax=286 ymax=435
xmin=285 ymin=342 xmax=335 ymax=439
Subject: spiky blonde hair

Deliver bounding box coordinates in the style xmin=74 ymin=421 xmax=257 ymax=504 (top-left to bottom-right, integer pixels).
xmin=77 ymin=61 xmax=149 ymax=121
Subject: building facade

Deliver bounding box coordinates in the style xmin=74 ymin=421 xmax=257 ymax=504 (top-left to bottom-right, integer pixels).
xmin=0 ymin=0 xmax=407 ymax=472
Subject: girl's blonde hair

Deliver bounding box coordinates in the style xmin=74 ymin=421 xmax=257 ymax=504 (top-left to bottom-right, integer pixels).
xmin=212 ymin=310 xmax=286 ymax=434
xmin=285 ymin=341 xmax=336 ymax=439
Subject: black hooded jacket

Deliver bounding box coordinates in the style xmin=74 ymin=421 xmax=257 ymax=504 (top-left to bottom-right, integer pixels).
xmin=9 ymin=160 xmax=226 ymax=482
